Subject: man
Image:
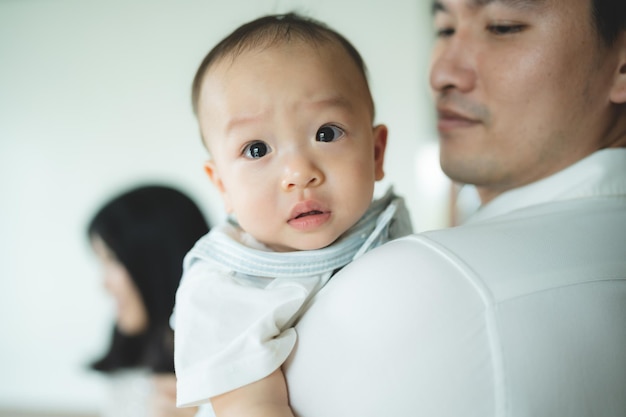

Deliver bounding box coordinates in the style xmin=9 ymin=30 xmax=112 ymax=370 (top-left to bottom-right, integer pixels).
xmin=284 ymin=0 xmax=626 ymax=416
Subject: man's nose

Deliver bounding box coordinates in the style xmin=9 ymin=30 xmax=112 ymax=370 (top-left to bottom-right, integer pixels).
xmin=429 ymin=33 xmax=477 ymax=94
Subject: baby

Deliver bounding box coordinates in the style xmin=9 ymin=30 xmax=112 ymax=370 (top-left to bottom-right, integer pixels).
xmin=173 ymin=13 xmax=412 ymax=417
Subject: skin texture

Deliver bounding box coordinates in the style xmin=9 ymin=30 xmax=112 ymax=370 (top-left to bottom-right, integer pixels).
xmin=198 ymin=41 xmax=387 ymax=252
xmin=91 ymin=235 xmax=148 ymax=335
xmin=430 ymin=0 xmax=626 ymax=203
xmin=194 ymin=39 xmax=387 ymax=417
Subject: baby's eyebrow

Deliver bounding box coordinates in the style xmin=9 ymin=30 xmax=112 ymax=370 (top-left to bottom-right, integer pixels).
xmin=223 ymin=100 xmax=353 ymax=136
xmin=312 ymin=95 xmax=352 ymax=109
xmin=224 ymin=112 xmax=264 ymax=135
xmin=432 ymin=0 xmax=544 ymax=14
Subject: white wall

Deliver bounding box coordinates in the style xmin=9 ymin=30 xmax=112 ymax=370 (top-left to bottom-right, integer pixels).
xmin=0 ymin=0 xmax=444 ymax=414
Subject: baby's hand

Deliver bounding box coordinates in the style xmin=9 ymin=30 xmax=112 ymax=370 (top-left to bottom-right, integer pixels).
xmin=211 ymin=369 xmax=295 ymax=417
xmin=151 ymin=374 xmax=198 ymax=417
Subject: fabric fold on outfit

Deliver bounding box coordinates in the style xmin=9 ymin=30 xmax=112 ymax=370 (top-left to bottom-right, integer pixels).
xmin=173 ymin=188 xmax=412 ymax=407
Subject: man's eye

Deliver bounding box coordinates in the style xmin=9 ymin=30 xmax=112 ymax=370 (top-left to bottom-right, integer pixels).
xmin=488 ymin=24 xmax=525 ymax=35
xmin=316 ymin=125 xmax=344 ymax=142
xmin=436 ymin=27 xmax=455 ymax=38
xmin=243 ymin=141 xmax=270 ymax=159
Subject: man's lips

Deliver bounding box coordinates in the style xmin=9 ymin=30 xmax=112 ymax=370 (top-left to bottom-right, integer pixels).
xmin=437 ymin=108 xmax=480 ymax=131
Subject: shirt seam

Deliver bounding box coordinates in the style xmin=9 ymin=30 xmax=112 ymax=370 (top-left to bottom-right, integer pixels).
xmin=409 ymin=234 xmax=508 ymax=417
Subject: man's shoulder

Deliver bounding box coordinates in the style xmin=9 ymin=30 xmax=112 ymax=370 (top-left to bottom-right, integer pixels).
xmin=386 ymin=196 xmax=626 ymax=301
xmin=287 ymin=197 xmax=626 ymax=417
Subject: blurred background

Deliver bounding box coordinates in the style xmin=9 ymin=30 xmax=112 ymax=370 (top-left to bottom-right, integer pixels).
xmin=0 ymin=0 xmax=448 ymax=415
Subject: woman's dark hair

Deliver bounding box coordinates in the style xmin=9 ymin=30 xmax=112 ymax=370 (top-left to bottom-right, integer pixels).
xmin=191 ymin=12 xmax=373 ymax=118
xmin=591 ymin=0 xmax=626 ymax=46
xmin=87 ymin=185 xmax=210 ymax=374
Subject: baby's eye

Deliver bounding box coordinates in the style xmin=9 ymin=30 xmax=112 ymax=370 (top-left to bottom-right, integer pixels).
xmin=243 ymin=141 xmax=271 ymax=159
xmin=316 ymin=125 xmax=345 ymax=143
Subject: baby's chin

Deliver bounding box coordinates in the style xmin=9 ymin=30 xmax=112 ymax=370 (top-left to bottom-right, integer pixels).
xmin=267 ymin=235 xmax=339 ymax=253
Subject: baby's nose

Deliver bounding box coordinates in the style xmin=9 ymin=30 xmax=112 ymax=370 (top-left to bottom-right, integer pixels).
xmin=281 ymin=154 xmax=324 ymax=191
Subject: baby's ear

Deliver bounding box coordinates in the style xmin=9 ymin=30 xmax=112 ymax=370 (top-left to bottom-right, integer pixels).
xmin=204 ymin=160 xmax=233 ymax=213
xmin=610 ymin=31 xmax=626 ymax=104
xmin=372 ymin=124 xmax=388 ymax=181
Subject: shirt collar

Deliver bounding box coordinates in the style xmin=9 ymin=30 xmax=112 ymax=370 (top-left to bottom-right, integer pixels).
xmin=466 ymin=148 xmax=626 ymax=225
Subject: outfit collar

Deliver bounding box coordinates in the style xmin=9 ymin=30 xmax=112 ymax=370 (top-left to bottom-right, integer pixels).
xmin=466 ymin=148 xmax=626 ymax=225
xmin=186 ymin=188 xmax=408 ymax=278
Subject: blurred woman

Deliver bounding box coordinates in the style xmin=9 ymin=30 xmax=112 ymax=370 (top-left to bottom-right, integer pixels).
xmin=87 ymin=185 xmax=210 ymax=417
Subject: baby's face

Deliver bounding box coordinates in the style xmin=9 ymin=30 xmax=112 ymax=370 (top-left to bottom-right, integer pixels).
xmin=197 ymin=41 xmax=386 ymax=252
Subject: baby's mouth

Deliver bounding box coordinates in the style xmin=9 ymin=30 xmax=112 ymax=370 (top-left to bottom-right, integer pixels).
xmin=295 ymin=210 xmax=324 ymax=219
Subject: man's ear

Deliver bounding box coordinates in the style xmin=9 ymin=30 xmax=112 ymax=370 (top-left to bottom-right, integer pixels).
xmin=610 ymin=31 xmax=626 ymax=104
xmin=372 ymin=124 xmax=388 ymax=181
xmin=204 ymin=160 xmax=233 ymax=213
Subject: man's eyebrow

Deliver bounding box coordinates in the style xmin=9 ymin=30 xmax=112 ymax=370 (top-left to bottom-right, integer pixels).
xmin=432 ymin=0 xmax=543 ymax=14
xmin=432 ymin=1 xmax=446 ymax=15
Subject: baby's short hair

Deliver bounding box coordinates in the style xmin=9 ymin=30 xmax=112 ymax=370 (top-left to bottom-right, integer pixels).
xmin=191 ymin=13 xmax=373 ymax=117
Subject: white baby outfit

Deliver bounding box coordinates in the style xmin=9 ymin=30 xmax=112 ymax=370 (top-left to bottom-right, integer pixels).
xmin=173 ymin=189 xmax=412 ymax=407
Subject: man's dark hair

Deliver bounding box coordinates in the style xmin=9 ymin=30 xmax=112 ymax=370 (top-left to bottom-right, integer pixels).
xmin=592 ymin=0 xmax=626 ymax=46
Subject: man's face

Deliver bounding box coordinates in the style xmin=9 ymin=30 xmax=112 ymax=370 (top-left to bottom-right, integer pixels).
xmin=197 ymin=41 xmax=386 ymax=252
xmin=430 ymin=0 xmax=620 ymax=203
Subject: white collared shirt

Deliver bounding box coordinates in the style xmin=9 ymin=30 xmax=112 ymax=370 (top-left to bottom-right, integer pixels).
xmin=285 ymin=149 xmax=626 ymax=417
xmin=467 ymin=148 xmax=626 ymax=224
